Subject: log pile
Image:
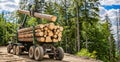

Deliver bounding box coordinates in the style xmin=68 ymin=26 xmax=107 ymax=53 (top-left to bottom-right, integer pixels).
xmin=18 ymin=23 xmax=63 ymax=42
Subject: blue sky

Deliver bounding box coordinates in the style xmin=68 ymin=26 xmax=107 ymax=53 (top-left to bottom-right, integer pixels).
xmin=102 ymin=5 xmax=120 ymax=10
xmin=0 ymin=0 xmax=120 ymax=40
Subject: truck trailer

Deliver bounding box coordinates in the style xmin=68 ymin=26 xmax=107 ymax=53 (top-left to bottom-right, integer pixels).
xmin=7 ymin=10 xmax=64 ymax=61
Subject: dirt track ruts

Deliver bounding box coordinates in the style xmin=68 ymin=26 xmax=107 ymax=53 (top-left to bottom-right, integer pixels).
xmin=0 ymin=46 xmax=102 ymax=62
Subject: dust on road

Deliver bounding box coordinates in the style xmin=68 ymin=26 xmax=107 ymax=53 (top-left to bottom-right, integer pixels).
xmin=0 ymin=46 xmax=102 ymax=62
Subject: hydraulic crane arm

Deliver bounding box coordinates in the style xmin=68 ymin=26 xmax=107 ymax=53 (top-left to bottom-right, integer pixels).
xmin=20 ymin=14 xmax=27 ymax=28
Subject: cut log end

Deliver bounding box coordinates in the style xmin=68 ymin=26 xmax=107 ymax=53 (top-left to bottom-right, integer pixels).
xmin=51 ymin=16 xmax=57 ymax=22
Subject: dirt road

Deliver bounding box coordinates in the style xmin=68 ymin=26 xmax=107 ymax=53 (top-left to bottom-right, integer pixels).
xmin=0 ymin=46 xmax=102 ymax=62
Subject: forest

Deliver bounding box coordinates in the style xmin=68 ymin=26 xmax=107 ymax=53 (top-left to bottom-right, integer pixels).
xmin=0 ymin=0 xmax=118 ymax=62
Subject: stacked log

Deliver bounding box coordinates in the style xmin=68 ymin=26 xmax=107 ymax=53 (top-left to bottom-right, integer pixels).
xmin=18 ymin=23 xmax=63 ymax=43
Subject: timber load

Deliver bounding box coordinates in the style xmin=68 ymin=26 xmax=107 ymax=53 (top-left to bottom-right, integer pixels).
xmin=17 ymin=10 xmax=57 ymax=22
xmin=18 ymin=23 xmax=63 ymax=42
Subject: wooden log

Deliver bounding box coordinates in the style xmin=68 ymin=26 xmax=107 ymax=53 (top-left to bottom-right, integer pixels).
xmin=48 ymin=31 xmax=53 ymax=37
xmin=48 ymin=23 xmax=55 ymax=30
xmin=18 ymin=10 xmax=57 ymax=22
xmin=53 ymin=29 xmax=57 ymax=33
xmin=47 ymin=29 xmax=51 ymax=33
xmin=58 ymin=32 xmax=62 ymax=37
xmin=18 ymin=27 xmax=33 ymax=33
xmin=44 ymin=35 xmax=47 ymax=37
xmin=53 ymin=39 xmax=58 ymax=42
xmin=45 ymin=36 xmax=52 ymax=42
xmin=18 ymin=25 xmax=43 ymax=33
xmin=58 ymin=37 xmax=61 ymax=41
xmin=44 ymin=31 xmax=48 ymax=36
xmin=54 ymin=26 xmax=58 ymax=30
xmin=53 ymin=35 xmax=57 ymax=38
xmin=59 ymin=27 xmax=64 ymax=31
xmin=37 ymin=37 xmax=45 ymax=42
xmin=18 ymin=38 xmax=33 ymax=42
xmin=18 ymin=37 xmax=45 ymax=42
xmin=18 ymin=29 xmax=41 ymax=35
xmin=18 ymin=32 xmax=44 ymax=38
xmin=56 ymin=29 xmax=60 ymax=33
xmin=36 ymin=24 xmax=45 ymax=29
xmin=55 ymin=31 xmax=59 ymax=35
xmin=38 ymin=32 xmax=44 ymax=36
xmin=44 ymin=26 xmax=48 ymax=31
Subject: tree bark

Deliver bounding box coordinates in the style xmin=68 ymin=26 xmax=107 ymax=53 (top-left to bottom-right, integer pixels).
xmin=76 ymin=2 xmax=80 ymax=52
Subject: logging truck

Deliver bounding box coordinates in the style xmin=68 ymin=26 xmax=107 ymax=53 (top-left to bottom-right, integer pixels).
xmin=7 ymin=10 xmax=64 ymax=61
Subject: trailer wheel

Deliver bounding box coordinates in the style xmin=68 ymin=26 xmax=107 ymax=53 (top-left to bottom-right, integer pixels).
xmin=34 ymin=46 xmax=44 ymax=61
xmin=16 ymin=46 xmax=21 ymax=55
xmin=48 ymin=54 xmax=54 ymax=59
xmin=29 ymin=46 xmax=35 ymax=59
xmin=55 ymin=47 xmax=64 ymax=60
xmin=7 ymin=45 xmax=11 ymax=53
xmin=13 ymin=45 xmax=16 ymax=55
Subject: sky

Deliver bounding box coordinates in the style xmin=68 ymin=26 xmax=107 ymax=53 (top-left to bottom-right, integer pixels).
xmin=0 ymin=0 xmax=19 ymax=13
xmin=0 ymin=0 xmax=120 ymax=40
xmin=99 ymin=0 xmax=120 ymax=41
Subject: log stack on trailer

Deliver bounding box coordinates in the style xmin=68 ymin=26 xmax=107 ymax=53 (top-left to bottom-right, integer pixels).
xmin=18 ymin=23 xmax=63 ymax=42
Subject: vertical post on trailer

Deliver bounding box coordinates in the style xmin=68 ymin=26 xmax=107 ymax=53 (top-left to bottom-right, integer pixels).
xmin=16 ymin=29 xmax=18 ymax=43
xmin=32 ymin=24 xmax=37 ymax=45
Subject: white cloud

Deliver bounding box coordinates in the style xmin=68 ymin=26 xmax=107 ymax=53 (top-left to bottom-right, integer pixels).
xmin=99 ymin=7 xmax=107 ymax=16
xmin=99 ymin=6 xmax=120 ymax=41
xmin=100 ymin=0 xmax=120 ymax=5
xmin=0 ymin=0 xmax=20 ymax=12
xmin=99 ymin=6 xmax=119 ymax=24
xmin=99 ymin=6 xmax=107 ymax=21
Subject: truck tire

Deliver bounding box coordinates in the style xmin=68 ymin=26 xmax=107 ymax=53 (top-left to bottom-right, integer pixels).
xmin=16 ymin=46 xmax=21 ymax=55
xmin=13 ymin=45 xmax=16 ymax=55
xmin=34 ymin=46 xmax=44 ymax=61
xmin=55 ymin=47 xmax=64 ymax=60
xmin=29 ymin=46 xmax=35 ymax=59
xmin=7 ymin=45 xmax=11 ymax=53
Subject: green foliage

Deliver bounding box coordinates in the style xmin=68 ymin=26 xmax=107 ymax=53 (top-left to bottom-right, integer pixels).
xmin=0 ymin=14 xmax=16 ymax=45
xmin=77 ymin=48 xmax=97 ymax=59
xmin=27 ymin=17 xmax=38 ymax=26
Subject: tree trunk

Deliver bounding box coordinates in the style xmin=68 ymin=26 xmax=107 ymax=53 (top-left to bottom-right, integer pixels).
xmin=76 ymin=2 xmax=80 ymax=52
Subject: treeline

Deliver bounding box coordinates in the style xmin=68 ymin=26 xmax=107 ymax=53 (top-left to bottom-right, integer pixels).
xmin=0 ymin=13 xmax=16 ymax=45
xmin=0 ymin=0 xmax=118 ymax=62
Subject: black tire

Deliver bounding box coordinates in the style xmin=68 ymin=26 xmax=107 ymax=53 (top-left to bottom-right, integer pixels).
xmin=48 ymin=54 xmax=54 ymax=59
xmin=7 ymin=45 xmax=11 ymax=53
xmin=29 ymin=46 xmax=35 ymax=59
xmin=34 ymin=46 xmax=44 ymax=61
xmin=16 ymin=46 xmax=21 ymax=55
xmin=13 ymin=45 xmax=16 ymax=55
xmin=55 ymin=47 xmax=64 ymax=60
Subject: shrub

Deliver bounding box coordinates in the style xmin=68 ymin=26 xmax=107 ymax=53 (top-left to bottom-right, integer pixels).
xmin=77 ymin=48 xmax=97 ymax=59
